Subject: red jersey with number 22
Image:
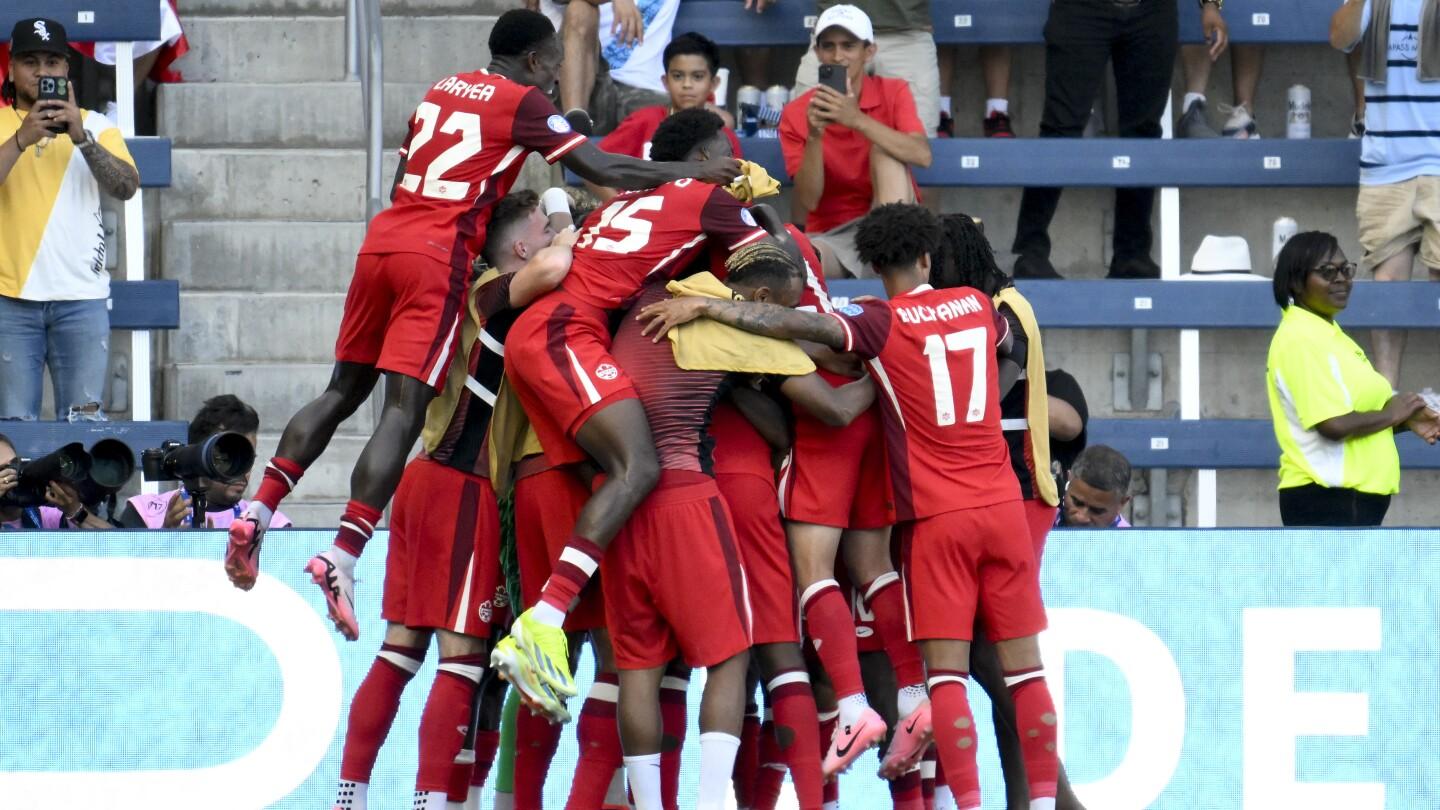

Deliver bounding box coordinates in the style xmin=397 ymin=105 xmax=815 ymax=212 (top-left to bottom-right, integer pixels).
xmin=829 ymin=284 xmax=1020 ymax=521
xmin=561 ymin=179 xmax=769 ymax=312
xmin=361 ymin=70 xmax=587 ymax=264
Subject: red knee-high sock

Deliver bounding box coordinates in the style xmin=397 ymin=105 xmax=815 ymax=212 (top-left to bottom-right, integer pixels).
xmin=448 ymin=728 xmax=499 ymax=802
xmin=1007 ymin=668 xmax=1059 ymax=802
xmin=734 ymin=703 xmax=761 ymax=807
xmin=753 ymin=713 xmax=785 ymax=810
xmin=416 ymin=655 xmax=485 ymax=792
xmin=539 ymin=535 xmax=604 ymax=613
xmin=921 ymin=745 xmax=937 ymax=810
xmin=862 ymin=573 xmax=927 ymax=689
xmin=928 ymin=672 xmax=980 ymax=810
xmin=254 ymin=457 xmax=304 ymax=512
xmin=890 ymin=767 xmax=924 ymax=810
xmin=566 ymin=673 xmax=624 ymax=810
xmin=341 ymin=644 xmax=426 ymax=782
xmin=660 ymin=668 xmax=690 ymax=810
xmin=800 ymin=580 xmax=864 ymax=699
xmin=334 ymin=500 xmax=383 ymax=558
xmin=818 ymin=710 xmax=839 ymax=807
xmin=767 ymin=669 xmax=823 ymax=810
xmin=514 ymin=700 xmax=563 ymax=810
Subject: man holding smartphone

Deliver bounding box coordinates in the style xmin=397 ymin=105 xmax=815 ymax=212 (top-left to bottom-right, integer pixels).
xmin=778 ymin=5 xmax=932 ymax=279
xmin=0 ymin=18 xmax=139 ymax=421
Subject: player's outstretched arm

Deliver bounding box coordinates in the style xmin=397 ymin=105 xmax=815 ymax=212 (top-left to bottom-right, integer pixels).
xmin=636 ymin=296 xmax=847 ymax=348
xmin=509 ymin=226 xmax=579 ymax=307
xmin=560 ymin=141 xmax=742 ymax=190
xmin=780 ymin=373 xmax=875 ymax=428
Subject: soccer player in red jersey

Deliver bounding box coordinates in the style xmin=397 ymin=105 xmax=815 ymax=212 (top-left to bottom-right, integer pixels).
xmin=638 ymin=203 xmax=1063 ymax=810
xmin=329 ymin=190 xmax=574 ymax=810
xmin=224 ymin=9 xmax=743 ymax=640
xmin=493 ymin=107 xmax=789 ymax=713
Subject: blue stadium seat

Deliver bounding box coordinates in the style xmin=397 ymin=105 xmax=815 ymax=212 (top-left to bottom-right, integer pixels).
xmin=1 ymin=420 xmax=188 ymax=465
xmin=109 ymin=280 xmax=180 ymax=331
xmin=1088 ymin=418 xmax=1440 ymax=470
xmin=826 ymin=279 xmax=1440 ymax=330
xmin=127 ymin=137 xmax=172 ymax=188
xmin=0 ymin=0 xmax=160 ymax=43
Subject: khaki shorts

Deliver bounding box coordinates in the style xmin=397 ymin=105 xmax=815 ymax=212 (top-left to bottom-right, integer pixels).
xmin=590 ymin=64 xmax=669 ymax=135
xmin=794 ymin=29 xmax=941 ymax=130
xmin=1356 ymin=175 xmax=1440 ymax=272
xmin=811 ymin=217 xmax=870 ymax=279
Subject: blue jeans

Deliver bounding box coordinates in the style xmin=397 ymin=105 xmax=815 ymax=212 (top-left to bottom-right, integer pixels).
xmin=0 ymin=296 xmax=110 ymax=421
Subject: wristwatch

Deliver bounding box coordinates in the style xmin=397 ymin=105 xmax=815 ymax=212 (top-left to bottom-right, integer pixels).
xmin=68 ymin=506 xmax=89 ymax=525
xmin=1200 ymin=0 xmax=1223 ymax=9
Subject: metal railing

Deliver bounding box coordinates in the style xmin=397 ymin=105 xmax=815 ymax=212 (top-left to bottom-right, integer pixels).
xmin=348 ymin=0 xmax=385 ymax=222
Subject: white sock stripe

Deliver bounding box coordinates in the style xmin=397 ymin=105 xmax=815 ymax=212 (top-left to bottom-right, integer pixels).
xmin=623 ymin=754 xmax=662 ymax=766
xmin=698 ymin=731 xmax=742 ymax=744
xmin=1003 ymin=669 xmax=1045 ymax=688
xmin=761 ymin=763 xmax=787 ymax=772
xmin=378 ymin=650 xmax=423 ymax=675
xmin=817 ymin=709 xmax=839 ymax=722
xmin=920 ymin=759 xmax=936 ymax=779
xmin=439 ymin=662 xmax=485 ymax=683
xmin=661 ymin=675 xmax=690 ymax=691
xmin=266 ymin=461 xmax=296 ymax=488
xmin=863 ymin=570 xmax=900 ymax=600
xmin=799 ymin=578 xmax=840 ymax=607
xmin=340 ymin=519 xmax=373 ymax=538
xmin=766 ymin=670 xmax=811 ymax=691
xmin=587 ymin=681 xmax=620 ymax=703
xmin=558 ymin=546 xmax=600 ymax=577
xmin=927 ymin=674 xmax=968 ymax=690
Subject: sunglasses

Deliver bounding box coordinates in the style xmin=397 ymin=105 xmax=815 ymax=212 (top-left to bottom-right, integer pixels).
xmin=1311 ymin=261 xmax=1357 ymax=282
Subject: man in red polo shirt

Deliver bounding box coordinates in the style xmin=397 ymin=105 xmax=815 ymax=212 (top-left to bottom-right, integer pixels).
xmin=779 ymin=4 xmax=931 ymax=279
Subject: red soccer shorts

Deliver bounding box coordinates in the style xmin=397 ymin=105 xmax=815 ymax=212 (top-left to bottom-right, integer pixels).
xmin=717 ymin=471 xmax=797 ymax=646
xmin=900 ymin=499 xmax=1047 ymax=643
xmin=382 ymin=456 xmax=501 ymax=636
xmin=513 ymin=458 xmax=606 ymax=632
xmin=504 ymin=292 xmax=638 ymax=468
xmin=780 ymin=405 xmax=893 ymax=530
xmin=602 ymin=471 xmax=753 ymax=670
xmin=1022 ymin=498 xmax=1058 ymax=561
xmin=335 ymin=251 xmax=468 ymax=390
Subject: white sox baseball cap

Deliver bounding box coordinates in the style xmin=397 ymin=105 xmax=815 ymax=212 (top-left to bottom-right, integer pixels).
xmin=814 ymin=4 xmax=874 ymax=43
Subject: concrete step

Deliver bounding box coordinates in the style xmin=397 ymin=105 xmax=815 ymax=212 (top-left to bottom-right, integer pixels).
xmin=254 ymin=432 xmax=368 ymax=502
xmin=169 ymin=291 xmax=345 ymax=364
xmin=163 ymin=148 xmax=399 ymax=222
xmin=158 ymin=82 xmax=430 ymax=148
xmin=163 ymin=220 xmax=363 ymax=292
xmin=164 ymin=362 xmax=377 ymax=437
xmin=176 ymin=15 xmax=498 ymax=84
xmin=185 ymin=0 xmax=510 ymax=17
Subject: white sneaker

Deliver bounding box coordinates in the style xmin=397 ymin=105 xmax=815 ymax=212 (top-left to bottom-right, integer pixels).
xmin=1220 ymin=103 xmax=1260 ymax=139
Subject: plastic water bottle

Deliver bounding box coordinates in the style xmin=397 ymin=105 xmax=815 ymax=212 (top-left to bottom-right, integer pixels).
xmin=736 ymin=85 xmax=762 ymax=137
xmin=1273 ymin=217 xmax=1298 ymax=260
xmin=713 ymin=67 xmax=729 ymax=110
xmin=1286 ymin=85 xmax=1311 ymax=139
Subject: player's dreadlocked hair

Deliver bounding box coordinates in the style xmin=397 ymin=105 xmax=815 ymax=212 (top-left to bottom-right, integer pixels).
xmin=649 ymin=108 xmax=726 ymax=163
xmin=931 ymin=212 xmax=1012 ymax=295
xmin=488 ymin=9 xmax=556 ymax=58
xmin=725 ymin=241 xmax=802 ymax=291
xmin=855 ymin=203 xmax=941 ymax=274
xmin=480 ymin=190 xmax=540 ymax=268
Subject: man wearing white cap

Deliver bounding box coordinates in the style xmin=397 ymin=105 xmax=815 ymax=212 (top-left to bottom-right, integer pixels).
xmin=779 ymin=4 xmax=932 ymax=279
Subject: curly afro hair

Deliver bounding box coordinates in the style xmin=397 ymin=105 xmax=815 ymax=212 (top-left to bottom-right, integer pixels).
xmin=649 ymin=107 xmax=727 ymax=163
xmin=855 ymin=203 xmax=942 ymax=275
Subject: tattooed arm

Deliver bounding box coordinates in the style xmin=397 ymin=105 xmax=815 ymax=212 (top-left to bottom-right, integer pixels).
xmin=636 ymin=296 xmax=848 ymax=350
xmin=77 ymin=139 xmax=139 ymax=200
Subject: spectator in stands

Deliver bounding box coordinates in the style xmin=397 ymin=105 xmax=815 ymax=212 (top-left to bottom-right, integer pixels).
xmin=793 ymin=0 xmax=940 ymax=132
xmin=1057 ymin=445 xmax=1133 ymax=528
xmin=1332 ymin=0 xmax=1440 ymax=388
xmin=1011 ymin=0 xmax=1227 ymax=279
xmin=780 ymin=5 xmax=931 ymax=278
xmin=1266 ymin=231 xmax=1439 ymax=527
xmin=0 ymin=433 xmax=111 ymax=529
xmin=558 ymin=0 xmax=679 ymax=135
xmin=114 ymin=395 xmax=294 ymax=530
xmin=586 ymin=32 xmax=742 ymax=200
xmin=0 ymin=19 xmax=139 ymax=422
xmin=1178 ymin=45 xmax=1264 ymax=138
xmin=936 ymin=47 xmax=1014 ymax=138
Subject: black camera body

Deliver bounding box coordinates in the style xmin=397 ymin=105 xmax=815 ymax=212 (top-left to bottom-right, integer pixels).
xmin=141 ymin=433 xmax=256 ymax=485
xmin=36 ymin=76 xmax=70 ymax=134
xmin=0 ymin=442 xmax=90 ymax=508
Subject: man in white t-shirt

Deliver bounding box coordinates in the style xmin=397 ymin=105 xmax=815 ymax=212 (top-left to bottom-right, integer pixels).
xmin=556 ymin=0 xmax=677 ymax=135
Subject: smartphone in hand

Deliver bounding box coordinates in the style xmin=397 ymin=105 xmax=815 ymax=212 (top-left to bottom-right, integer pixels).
xmin=817 ymin=63 xmax=847 ymax=95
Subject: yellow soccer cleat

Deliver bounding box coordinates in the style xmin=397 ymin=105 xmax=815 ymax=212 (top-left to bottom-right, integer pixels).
xmin=490 ymin=636 xmax=571 ymax=724
xmin=509 ymin=607 xmax=578 ymax=698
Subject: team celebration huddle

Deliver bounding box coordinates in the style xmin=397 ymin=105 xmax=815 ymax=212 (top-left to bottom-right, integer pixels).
xmin=222 ymin=10 xmax=1069 ymax=810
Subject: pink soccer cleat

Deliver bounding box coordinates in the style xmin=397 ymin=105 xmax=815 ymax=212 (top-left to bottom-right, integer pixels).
xmin=822 ymin=707 xmax=887 ymax=779
xmin=307 ymin=550 xmax=360 ymax=641
xmin=224 ymin=516 xmax=264 ymax=591
xmin=879 ymin=700 xmax=933 ymax=779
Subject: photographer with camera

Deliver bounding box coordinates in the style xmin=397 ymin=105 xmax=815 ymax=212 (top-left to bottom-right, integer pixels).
xmin=0 ymin=18 xmax=140 ymax=422
xmin=115 ymin=395 xmax=290 ymax=531
xmin=0 ymin=434 xmax=111 ymax=529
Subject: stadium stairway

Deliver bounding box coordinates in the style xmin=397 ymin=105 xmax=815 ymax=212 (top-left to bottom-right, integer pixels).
xmin=156 ymin=0 xmax=521 ymax=526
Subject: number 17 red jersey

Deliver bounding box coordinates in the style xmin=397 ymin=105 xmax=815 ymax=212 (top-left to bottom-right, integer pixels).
xmin=360 ymin=70 xmax=587 ymax=265
xmin=828 ymin=283 xmax=1021 ymax=520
